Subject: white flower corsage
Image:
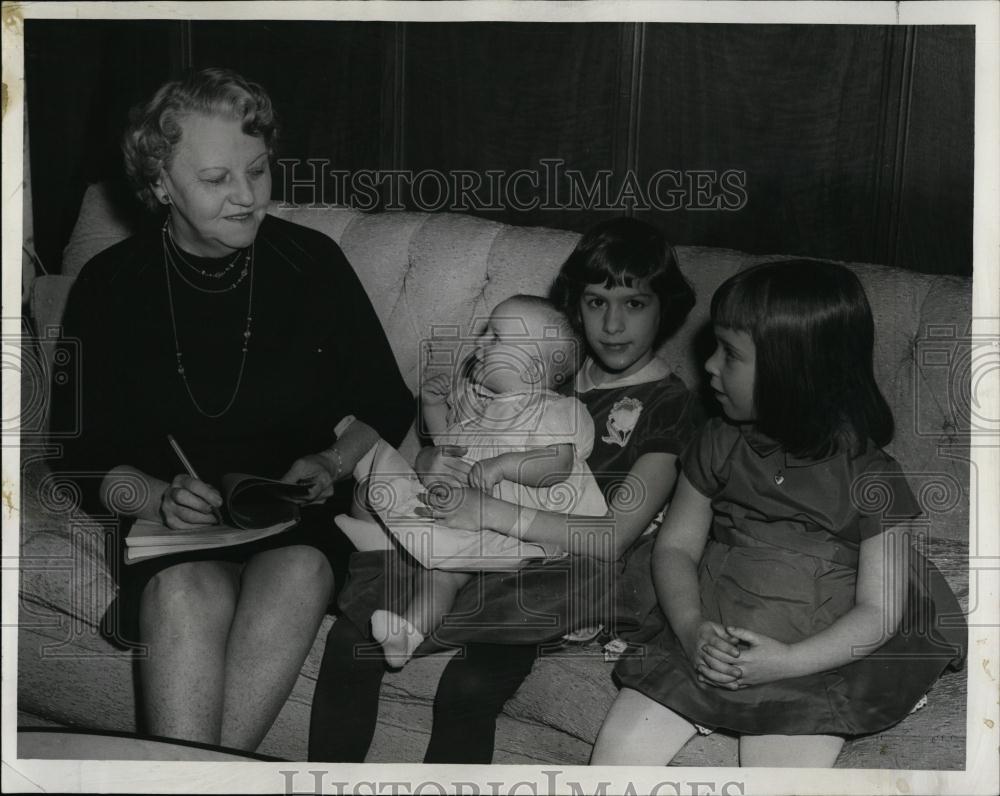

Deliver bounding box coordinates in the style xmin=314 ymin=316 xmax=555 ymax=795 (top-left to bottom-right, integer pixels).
xmin=602 ymin=397 xmax=644 ymax=447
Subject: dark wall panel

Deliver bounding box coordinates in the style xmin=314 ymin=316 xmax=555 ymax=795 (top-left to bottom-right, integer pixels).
xmin=635 ymin=25 xmax=893 ymax=263
xmin=25 ymin=20 xmax=178 ymax=271
xmin=401 ymin=23 xmax=627 ymax=230
xmin=24 ymin=20 xmax=974 ymax=276
xmin=894 ymin=26 xmax=975 ymax=275
xmin=190 ymin=21 xmax=387 ymax=207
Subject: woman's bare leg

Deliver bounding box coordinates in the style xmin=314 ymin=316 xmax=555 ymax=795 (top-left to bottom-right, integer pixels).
xmin=590 ymin=688 xmax=696 ymax=765
xmin=220 ymin=545 xmax=333 ymax=750
xmin=739 ymin=734 xmax=844 ymax=767
xmin=137 ymin=560 xmax=241 ymax=745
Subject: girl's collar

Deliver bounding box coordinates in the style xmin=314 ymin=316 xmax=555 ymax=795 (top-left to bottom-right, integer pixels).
xmin=740 ymin=422 xmax=846 ymax=466
xmin=574 ymin=356 xmax=672 ymax=392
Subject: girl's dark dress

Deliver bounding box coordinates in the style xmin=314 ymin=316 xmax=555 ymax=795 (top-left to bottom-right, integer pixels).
xmin=614 ymin=417 xmax=966 ymax=736
xmin=55 ymin=215 xmax=414 ymax=639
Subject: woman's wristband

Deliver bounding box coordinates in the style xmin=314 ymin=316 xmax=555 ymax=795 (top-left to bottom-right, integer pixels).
xmin=321 ymin=446 xmax=344 ymax=482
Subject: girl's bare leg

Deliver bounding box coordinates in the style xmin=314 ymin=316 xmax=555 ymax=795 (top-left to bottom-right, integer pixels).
xmin=590 ymin=687 xmax=697 ymax=765
xmin=739 ymin=734 xmax=844 ymax=767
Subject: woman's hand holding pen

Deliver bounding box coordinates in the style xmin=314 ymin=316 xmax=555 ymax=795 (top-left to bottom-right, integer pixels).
xmin=159 ymin=474 xmax=223 ymax=529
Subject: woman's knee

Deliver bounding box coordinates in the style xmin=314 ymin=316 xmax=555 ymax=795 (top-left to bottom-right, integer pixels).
xmin=140 ymin=561 xmax=238 ymax=631
xmin=251 ymin=545 xmax=335 ymax=596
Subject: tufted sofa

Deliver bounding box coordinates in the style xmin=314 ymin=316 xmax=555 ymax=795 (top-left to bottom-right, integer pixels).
xmin=19 ymin=183 xmax=971 ymax=767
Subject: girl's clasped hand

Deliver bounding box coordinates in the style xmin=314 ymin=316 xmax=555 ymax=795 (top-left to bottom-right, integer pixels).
xmin=689 ymin=621 xmax=742 ymax=689
xmin=692 ymin=623 xmax=796 ymax=689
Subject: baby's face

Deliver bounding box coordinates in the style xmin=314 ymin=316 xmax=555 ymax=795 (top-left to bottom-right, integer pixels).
xmin=470 ymin=301 xmax=552 ymax=394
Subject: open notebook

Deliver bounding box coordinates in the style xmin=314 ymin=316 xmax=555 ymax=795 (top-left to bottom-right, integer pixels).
xmin=125 ymin=473 xmax=309 ymax=563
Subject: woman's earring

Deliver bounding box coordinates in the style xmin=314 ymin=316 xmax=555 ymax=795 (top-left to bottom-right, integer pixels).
xmin=160 ymin=194 xmax=171 ymax=205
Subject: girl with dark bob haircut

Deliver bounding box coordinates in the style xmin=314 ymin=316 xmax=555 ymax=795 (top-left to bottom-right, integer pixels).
xmin=122 ymin=67 xmax=279 ymax=212
xmin=710 ymin=258 xmax=893 ymax=458
xmin=551 ymin=216 xmax=696 ymax=349
xmin=594 ymin=258 xmax=965 ymax=768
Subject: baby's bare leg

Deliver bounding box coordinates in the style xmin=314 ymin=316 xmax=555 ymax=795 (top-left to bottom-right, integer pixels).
xmin=371 ymin=570 xmax=472 ymax=668
xmin=409 ymin=570 xmax=472 ymax=636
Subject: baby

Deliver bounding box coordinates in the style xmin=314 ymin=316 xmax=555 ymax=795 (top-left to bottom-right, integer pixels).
xmin=370 ymin=294 xmax=607 ymax=666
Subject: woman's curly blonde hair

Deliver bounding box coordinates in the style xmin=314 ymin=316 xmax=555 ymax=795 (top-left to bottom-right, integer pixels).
xmin=122 ymin=67 xmax=279 ymax=212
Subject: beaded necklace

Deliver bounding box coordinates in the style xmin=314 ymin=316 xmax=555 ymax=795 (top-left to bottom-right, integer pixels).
xmin=162 ymin=219 xmax=252 ymax=294
xmin=162 ymin=221 xmax=255 ymax=419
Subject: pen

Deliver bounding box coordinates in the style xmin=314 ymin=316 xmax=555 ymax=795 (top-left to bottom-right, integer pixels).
xmin=166 ymin=434 xmax=222 ymax=523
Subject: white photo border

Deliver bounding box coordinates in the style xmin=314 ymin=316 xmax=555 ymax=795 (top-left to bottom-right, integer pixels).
xmin=2 ymin=2 xmax=997 ymax=794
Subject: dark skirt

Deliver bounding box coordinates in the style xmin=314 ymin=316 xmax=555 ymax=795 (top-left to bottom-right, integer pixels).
xmin=613 ymin=545 xmax=966 ymax=736
xmin=337 ymin=532 xmax=665 ymax=654
xmin=101 ymin=491 xmax=356 ymax=646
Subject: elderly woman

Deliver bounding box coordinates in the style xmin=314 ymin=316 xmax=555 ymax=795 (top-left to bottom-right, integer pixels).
xmin=55 ymin=68 xmax=413 ymax=750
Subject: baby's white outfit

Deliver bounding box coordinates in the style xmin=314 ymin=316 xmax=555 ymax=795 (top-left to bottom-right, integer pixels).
xmin=348 ymin=383 xmax=607 ymax=571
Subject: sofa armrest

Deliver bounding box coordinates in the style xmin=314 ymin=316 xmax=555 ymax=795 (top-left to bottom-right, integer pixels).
xmin=20 ymin=456 xmax=118 ymax=629
xmin=28 ymin=275 xmax=75 ymax=339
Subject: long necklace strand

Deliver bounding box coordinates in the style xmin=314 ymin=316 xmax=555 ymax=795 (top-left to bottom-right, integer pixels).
xmin=163 ymin=235 xmax=255 ymax=419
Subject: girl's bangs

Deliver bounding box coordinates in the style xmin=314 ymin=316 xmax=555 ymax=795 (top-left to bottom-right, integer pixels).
xmin=710 ymin=278 xmax=766 ymax=334
xmin=576 ymin=248 xmax=660 ymax=289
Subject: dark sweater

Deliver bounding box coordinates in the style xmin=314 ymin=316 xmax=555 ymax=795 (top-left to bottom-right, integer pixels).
xmin=55 ymin=214 xmax=414 ymax=515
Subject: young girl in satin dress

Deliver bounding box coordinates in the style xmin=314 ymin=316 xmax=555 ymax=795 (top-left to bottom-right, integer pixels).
xmin=592 ymin=259 xmax=965 ymax=767
xmin=310 ymin=217 xmax=702 ymax=763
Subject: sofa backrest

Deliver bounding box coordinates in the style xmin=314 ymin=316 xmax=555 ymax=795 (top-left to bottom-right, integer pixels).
xmin=33 ymin=182 xmax=972 ymax=541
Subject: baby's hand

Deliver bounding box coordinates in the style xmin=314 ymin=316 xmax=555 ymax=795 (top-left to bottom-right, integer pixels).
xmin=687 ymin=621 xmax=743 ymax=690
xmin=469 ymin=457 xmax=504 ymax=494
xmin=414 ymin=445 xmax=471 ymax=489
xmin=420 ymin=373 xmax=452 ymax=407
